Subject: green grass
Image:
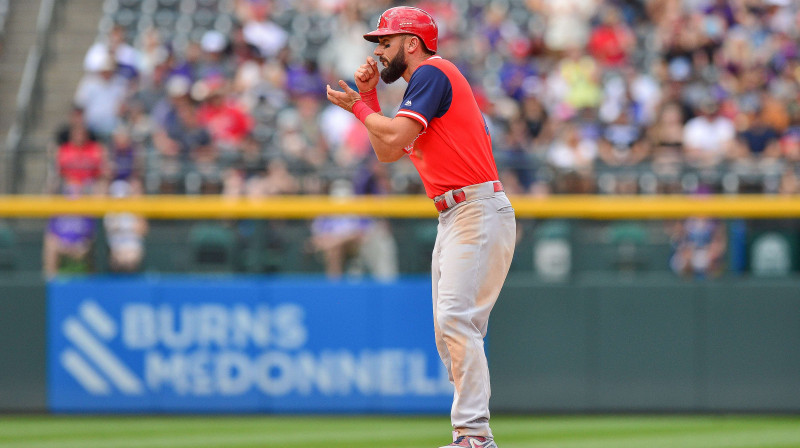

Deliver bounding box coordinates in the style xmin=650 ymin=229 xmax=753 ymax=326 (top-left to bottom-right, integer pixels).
xmin=0 ymin=415 xmax=799 ymax=448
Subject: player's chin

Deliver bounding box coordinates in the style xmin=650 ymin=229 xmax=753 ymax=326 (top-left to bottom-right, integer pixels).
xmin=380 ymin=70 xmax=402 ymax=84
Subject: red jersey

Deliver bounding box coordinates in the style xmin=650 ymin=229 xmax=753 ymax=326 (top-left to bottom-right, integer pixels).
xmin=58 ymin=140 xmax=104 ymax=187
xmin=396 ymin=56 xmax=499 ymax=198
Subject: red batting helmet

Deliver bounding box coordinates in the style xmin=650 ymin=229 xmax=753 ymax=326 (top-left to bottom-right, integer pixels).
xmin=363 ymin=6 xmax=438 ymax=53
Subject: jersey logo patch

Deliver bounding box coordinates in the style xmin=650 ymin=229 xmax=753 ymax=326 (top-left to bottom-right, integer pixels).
xmin=404 ymin=100 xmax=412 ymax=106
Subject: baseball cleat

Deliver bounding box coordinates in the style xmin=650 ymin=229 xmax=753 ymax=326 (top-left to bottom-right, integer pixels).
xmin=438 ymin=436 xmax=498 ymax=448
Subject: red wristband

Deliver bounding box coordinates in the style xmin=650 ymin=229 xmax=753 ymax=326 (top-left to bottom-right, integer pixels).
xmin=360 ymin=88 xmax=381 ymax=112
xmin=352 ymin=100 xmax=375 ymax=124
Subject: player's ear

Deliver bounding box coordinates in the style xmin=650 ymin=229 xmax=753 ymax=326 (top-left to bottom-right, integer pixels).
xmin=410 ymin=36 xmax=420 ymax=52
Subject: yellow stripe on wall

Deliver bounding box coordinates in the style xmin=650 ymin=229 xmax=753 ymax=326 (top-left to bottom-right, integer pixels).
xmin=1 ymin=195 xmax=799 ymax=219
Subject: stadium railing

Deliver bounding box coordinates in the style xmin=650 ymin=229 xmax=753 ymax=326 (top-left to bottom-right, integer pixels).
xmin=3 ymin=0 xmax=58 ymax=194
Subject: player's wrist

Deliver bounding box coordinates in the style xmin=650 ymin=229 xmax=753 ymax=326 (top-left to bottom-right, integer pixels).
xmin=352 ymin=100 xmax=375 ymax=124
xmin=359 ymin=88 xmax=381 ymax=112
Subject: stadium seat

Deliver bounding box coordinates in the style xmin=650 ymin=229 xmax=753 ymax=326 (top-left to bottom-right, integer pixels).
xmin=608 ymin=222 xmax=648 ymax=272
xmin=157 ymin=0 xmax=180 ymax=9
xmin=239 ymin=221 xmax=283 ymax=273
xmin=0 ymin=224 xmax=16 ymax=271
xmin=750 ymin=231 xmax=796 ymax=277
xmin=188 ymin=223 xmax=238 ymax=272
xmin=533 ymin=220 xmax=572 ymax=281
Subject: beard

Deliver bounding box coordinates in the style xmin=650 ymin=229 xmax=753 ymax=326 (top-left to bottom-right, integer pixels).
xmin=380 ymin=49 xmax=407 ymax=84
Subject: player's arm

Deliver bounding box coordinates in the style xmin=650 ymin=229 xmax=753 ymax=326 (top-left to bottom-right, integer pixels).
xmin=363 ymin=114 xmax=422 ymax=162
xmin=326 ymin=80 xmax=422 ymax=163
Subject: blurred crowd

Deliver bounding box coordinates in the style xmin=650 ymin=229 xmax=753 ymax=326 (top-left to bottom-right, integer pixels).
xmin=44 ymin=0 xmax=800 ymax=277
xmin=50 ymin=0 xmax=800 ymax=199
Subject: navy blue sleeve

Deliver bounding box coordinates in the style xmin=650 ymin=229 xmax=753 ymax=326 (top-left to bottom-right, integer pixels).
xmin=396 ymin=65 xmax=452 ymax=128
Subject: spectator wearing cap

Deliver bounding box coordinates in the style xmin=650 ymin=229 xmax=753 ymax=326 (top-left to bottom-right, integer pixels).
xmin=74 ymin=52 xmax=128 ymax=140
xmin=83 ymin=24 xmax=140 ymax=80
xmin=151 ymin=76 xmax=217 ymax=193
xmin=198 ymin=30 xmax=236 ymax=80
xmin=150 ymin=75 xmax=192 ymax=137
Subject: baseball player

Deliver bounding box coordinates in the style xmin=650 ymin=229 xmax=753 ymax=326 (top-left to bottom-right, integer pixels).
xmin=326 ymin=6 xmax=515 ymax=448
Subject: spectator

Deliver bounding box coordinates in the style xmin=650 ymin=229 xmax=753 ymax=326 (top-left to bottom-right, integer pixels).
xmin=74 ymin=52 xmax=129 ymax=140
xmin=197 ymin=30 xmax=236 ymax=80
xmin=309 ymin=177 xmax=398 ymax=281
xmin=538 ymin=0 xmax=597 ymax=53
xmin=669 ymin=216 xmax=727 ymax=279
xmin=43 ymin=185 xmax=96 ymax=278
xmin=64 ymin=0 xmax=800 ymax=205
xmin=735 ymin=107 xmax=781 ymax=161
xmin=552 ymin=48 xmax=603 ymax=118
xmin=84 ymin=24 xmax=139 ymax=80
xmin=238 ymin=0 xmax=288 ymax=60
xmin=588 ymin=6 xmax=636 ymax=69
xmin=56 ymin=123 xmax=108 ymax=193
xmin=597 ymin=108 xmax=649 ymax=168
xmin=152 ymin=78 xmax=221 ymax=193
xmin=135 ymin=27 xmax=167 ymax=85
xmin=108 ymin=125 xmax=142 ymax=182
xmin=195 ymin=75 xmax=254 ymax=157
xmin=779 ymin=108 xmax=800 ymax=163
xmin=318 ymin=2 xmax=375 ymax=83
xmin=498 ymin=38 xmax=538 ymax=101
xmin=547 ymin=122 xmax=598 ymax=193
xmin=249 ymin=157 xmax=301 ymax=197
xmin=683 ymin=98 xmax=736 ymax=168
xmin=648 ymin=102 xmax=686 ymax=193
xmin=104 ymin=179 xmax=148 ymax=273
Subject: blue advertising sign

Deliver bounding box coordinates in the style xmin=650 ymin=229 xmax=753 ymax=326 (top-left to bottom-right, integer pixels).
xmin=48 ymin=276 xmax=453 ymax=413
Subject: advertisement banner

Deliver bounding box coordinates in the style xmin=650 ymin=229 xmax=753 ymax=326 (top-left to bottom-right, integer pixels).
xmin=48 ymin=276 xmax=453 ymax=413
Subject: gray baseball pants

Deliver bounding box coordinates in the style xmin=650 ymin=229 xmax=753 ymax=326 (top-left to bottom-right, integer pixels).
xmin=431 ymin=181 xmax=516 ymax=439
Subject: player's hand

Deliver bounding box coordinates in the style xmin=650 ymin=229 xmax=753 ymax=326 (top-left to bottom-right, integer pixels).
xmin=354 ymin=57 xmax=380 ymax=92
xmin=326 ymin=80 xmax=361 ymax=112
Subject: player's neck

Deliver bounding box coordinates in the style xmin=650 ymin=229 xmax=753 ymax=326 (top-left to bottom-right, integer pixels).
xmin=403 ymin=54 xmax=437 ymax=82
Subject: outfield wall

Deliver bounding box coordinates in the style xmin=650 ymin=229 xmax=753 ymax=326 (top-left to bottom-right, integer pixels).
xmin=491 ymin=275 xmax=800 ymax=413
xmin=0 ymin=274 xmax=798 ymax=413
